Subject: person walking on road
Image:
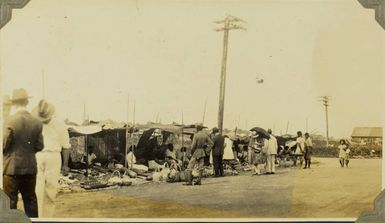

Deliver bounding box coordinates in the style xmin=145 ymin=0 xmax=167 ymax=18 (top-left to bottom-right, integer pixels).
xmin=3 ymin=88 xmax=44 ymax=218
xmin=185 ymin=125 xmax=213 ymax=185
xmin=33 ymin=99 xmax=71 ymax=218
xmin=265 ymin=129 xmax=278 ymax=174
xmin=211 ymin=127 xmax=225 ymax=177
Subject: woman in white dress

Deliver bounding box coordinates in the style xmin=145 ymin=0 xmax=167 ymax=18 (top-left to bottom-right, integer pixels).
xmin=223 ymin=135 xmax=234 ymax=160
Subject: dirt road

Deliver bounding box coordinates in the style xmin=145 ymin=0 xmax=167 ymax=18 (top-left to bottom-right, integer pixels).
xmin=53 ymin=158 xmax=382 ymax=219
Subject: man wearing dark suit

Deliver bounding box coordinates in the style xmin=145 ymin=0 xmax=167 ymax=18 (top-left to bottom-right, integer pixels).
xmin=211 ymin=127 xmax=225 ymax=177
xmin=3 ymin=88 xmax=44 ymax=218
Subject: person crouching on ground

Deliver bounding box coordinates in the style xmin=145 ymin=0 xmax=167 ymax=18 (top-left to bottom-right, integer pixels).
xmin=33 ymin=99 xmax=71 ymax=218
xmin=84 ymin=145 xmax=97 ymax=166
xmin=3 ymin=88 xmax=44 ymax=218
xmin=303 ymin=133 xmax=313 ymax=169
xmin=265 ymin=129 xmax=278 ymax=174
xmin=211 ymin=127 xmax=225 ymax=177
xmin=179 ymin=147 xmax=190 ymax=169
xmin=184 ymin=125 xmax=213 ymax=185
xmin=165 ymin=143 xmax=181 ymax=167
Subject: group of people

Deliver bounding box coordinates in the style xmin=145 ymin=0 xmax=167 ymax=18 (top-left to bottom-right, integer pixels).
xmin=184 ymin=126 xmax=281 ymax=185
xmin=2 ymin=88 xmax=352 ymax=217
xmin=293 ymin=131 xmax=313 ymax=169
xmin=247 ymin=129 xmax=279 ymax=175
xmin=3 ymin=88 xmax=71 ymax=218
xmin=247 ymin=130 xmax=315 ymax=174
xmin=338 ymin=139 xmax=350 ymax=167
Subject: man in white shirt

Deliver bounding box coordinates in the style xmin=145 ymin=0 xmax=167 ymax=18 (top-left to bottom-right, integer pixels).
xmin=295 ymin=131 xmax=305 ymax=169
xmin=33 ymin=100 xmax=71 ymax=218
xmin=265 ymin=129 xmax=278 ymax=174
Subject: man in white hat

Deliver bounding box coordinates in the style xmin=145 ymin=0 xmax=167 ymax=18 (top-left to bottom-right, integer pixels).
xmin=32 ymin=99 xmax=71 ymax=218
xmin=3 ymin=88 xmax=44 ymax=218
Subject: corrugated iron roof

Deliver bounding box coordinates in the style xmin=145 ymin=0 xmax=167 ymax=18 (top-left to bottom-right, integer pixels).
xmin=351 ymin=127 xmax=383 ymax=137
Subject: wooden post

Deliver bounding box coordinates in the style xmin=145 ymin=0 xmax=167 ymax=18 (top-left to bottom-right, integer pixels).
xmin=214 ymin=15 xmax=246 ymax=134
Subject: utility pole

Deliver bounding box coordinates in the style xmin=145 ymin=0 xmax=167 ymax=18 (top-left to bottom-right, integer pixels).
xmin=319 ymin=96 xmax=330 ymax=148
xmin=202 ymin=98 xmax=207 ymax=125
xmin=285 ymin=121 xmax=289 ymax=134
xmin=306 ymin=118 xmax=308 ymax=133
xmin=126 ymin=94 xmax=130 ymax=124
xmin=82 ymin=102 xmax=86 ymax=124
xmin=133 ymin=100 xmax=136 ymax=127
xmin=214 ymin=15 xmax=246 ymax=134
xmin=42 ymin=70 xmax=46 ymax=99
xmin=181 ymin=110 xmax=184 ymax=125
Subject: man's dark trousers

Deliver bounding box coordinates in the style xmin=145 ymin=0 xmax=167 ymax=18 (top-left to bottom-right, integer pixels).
xmin=213 ymin=155 xmax=224 ymax=176
xmin=3 ymin=174 xmax=38 ymax=217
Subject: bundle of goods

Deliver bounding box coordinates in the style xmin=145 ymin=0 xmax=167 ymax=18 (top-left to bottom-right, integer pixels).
xmin=148 ymin=160 xmax=163 ymax=172
xmin=166 ymin=163 xmax=182 ymax=183
xmin=192 ymin=166 xmax=214 ymax=178
xmin=131 ymin=164 xmax=149 ymax=175
xmin=81 ymin=177 xmax=109 ymax=190
xmin=223 ymin=159 xmax=242 ymax=172
xmin=223 ymin=168 xmax=239 ymax=176
xmin=150 ymin=162 xmax=185 ymax=183
xmin=277 ymin=157 xmax=294 ymax=168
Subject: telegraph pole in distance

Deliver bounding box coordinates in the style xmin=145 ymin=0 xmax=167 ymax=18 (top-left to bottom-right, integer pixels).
xmin=214 ymin=14 xmax=246 ymax=134
xmin=319 ymin=96 xmax=331 ymax=148
xmin=42 ymin=70 xmax=46 ymax=99
xmin=126 ymin=94 xmax=130 ymax=124
xmin=202 ymin=98 xmax=207 ymax=125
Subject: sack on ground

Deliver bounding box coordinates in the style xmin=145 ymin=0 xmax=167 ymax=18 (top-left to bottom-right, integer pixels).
xmin=160 ymin=163 xmax=171 ymax=181
xmin=148 ymin=160 xmax=162 ymax=171
xmin=132 ymin=164 xmax=149 ymax=174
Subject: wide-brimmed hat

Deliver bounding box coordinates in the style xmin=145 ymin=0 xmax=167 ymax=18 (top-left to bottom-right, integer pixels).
xmin=10 ymin=88 xmax=32 ymax=103
xmin=32 ymin=99 xmax=55 ymax=123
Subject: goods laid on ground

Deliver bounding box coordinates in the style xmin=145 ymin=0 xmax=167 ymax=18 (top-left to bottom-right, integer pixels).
xmin=59 ymin=154 xmax=299 ymax=194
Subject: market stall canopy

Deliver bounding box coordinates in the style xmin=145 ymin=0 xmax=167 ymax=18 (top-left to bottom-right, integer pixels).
xmin=285 ymin=140 xmax=297 ymax=149
xmin=89 ymin=119 xmax=127 ymax=130
xmin=136 ymin=123 xmax=183 ymax=133
xmin=67 ymin=125 xmax=103 ymax=136
xmin=250 ymin=127 xmax=270 ymax=139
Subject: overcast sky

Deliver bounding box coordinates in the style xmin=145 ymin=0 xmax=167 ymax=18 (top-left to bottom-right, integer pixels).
xmin=1 ymin=0 xmax=384 ymax=138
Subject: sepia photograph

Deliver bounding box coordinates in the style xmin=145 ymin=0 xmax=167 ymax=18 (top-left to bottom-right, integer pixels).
xmin=1 ymin=0 xmax=384 ymax=222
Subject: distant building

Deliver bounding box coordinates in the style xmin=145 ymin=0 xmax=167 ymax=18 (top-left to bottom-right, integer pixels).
xmin=351 ymin=127 xmax=383 ymax=145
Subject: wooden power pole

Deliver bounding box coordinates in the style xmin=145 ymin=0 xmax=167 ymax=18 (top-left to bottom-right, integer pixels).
xmin=319 ymin=96 xmax=331 ymax=148
xmin=202 ymin=98 xmax=207 ymax=125
xmin=214 ymin=15 xmax=246 ymax=134
xmin=42 ymin=70 xmax=46 ymax=99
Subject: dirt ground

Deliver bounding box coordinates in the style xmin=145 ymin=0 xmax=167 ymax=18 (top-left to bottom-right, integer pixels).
xmin=52 ymin=157 xmax=382 ymax=219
